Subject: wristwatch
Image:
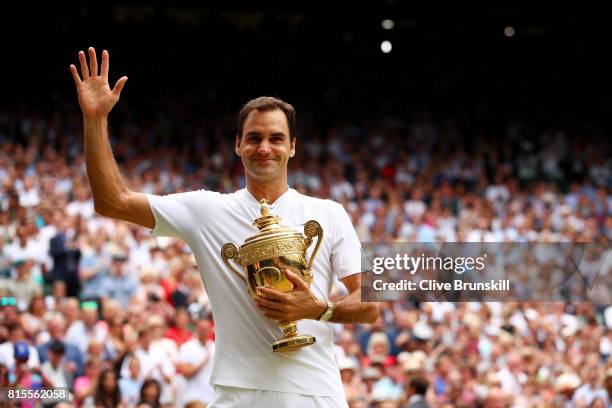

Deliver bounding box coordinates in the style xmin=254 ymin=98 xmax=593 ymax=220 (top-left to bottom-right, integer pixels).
xmin=318 ymin=300 xmax=334 ymax=322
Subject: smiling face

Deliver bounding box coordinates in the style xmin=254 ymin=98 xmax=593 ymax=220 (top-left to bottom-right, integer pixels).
xmin=235 ymin=109 xmax=296 ymax=187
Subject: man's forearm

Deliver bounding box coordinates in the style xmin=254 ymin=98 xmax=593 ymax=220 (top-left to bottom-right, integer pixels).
xmin=317 ymin=289 xmax=379 ymax=324
xmin=255 ymin=271 xmax=379 ymax=324
xmin=84 ymin=116 xmax=129 ymax=214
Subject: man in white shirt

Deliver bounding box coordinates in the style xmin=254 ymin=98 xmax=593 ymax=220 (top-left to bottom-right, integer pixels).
xmin=120 ymin=328 xmax=174 ymax=385
xmin=176 ymin=318 xmax=215 ymax=407
xmin=0 ymin=323 xmax=40 ymax=372
xmin=65 ymin=301 xmax=108 ymax=355
xmin=40 ymin=340 xmax=72 ymax=389
xmin=70 ymin=47 xmax=379 ymax=407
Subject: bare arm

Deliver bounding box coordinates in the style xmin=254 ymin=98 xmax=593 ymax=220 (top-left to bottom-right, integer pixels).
xmin=70 ymin=47 xmax=154 ymax=229
xmin=176 ymin=351 xmax=211 ymax=378
xmin=326 ymin=273 xmax=380 ymax=324
xmin=255 ymin=270 xmax=380 ymax=324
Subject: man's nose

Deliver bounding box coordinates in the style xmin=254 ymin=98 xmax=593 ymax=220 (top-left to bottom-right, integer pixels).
xmin=257 ymin=140 xmax=271 ymax=155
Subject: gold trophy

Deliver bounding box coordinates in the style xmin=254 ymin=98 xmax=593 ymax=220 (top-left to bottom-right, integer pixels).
xmin=221 ymin=199 xmax=323 ymax=352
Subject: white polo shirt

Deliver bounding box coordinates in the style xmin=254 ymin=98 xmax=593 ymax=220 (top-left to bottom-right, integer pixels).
xmin=146 ymin=188 xmax=361 ymax=396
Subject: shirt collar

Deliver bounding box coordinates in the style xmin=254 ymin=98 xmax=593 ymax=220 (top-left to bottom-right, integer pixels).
xmin=243 ymin=187 xmax=293 ymax=209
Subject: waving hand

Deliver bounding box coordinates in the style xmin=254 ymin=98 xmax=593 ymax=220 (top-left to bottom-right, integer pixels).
xmin=69 ymin=47 xmax=128 ymax=118
xmin=69 ymin=47 xmax=155 ymax=230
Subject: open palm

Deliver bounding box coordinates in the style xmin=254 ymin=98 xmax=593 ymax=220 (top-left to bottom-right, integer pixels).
xmin=70 ymin=47 xmax=127 ymax=118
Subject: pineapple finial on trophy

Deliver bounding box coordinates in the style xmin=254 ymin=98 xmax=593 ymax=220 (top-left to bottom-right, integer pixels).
xmin=254 ymin=199 xmax=282 ymax=232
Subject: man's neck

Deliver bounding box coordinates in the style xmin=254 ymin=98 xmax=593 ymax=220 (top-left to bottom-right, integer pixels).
xmin=246 ymin=183 xmax=289 ymax=204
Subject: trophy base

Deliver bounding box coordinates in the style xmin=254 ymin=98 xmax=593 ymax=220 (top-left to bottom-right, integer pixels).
xmin=272 ymin=334 xmax=316 ymax=352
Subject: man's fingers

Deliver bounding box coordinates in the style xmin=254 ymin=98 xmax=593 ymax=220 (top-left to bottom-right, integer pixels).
xmin=88 ymin=47 xmax=98 ymax=77
xmin=257 ymin=287 xmax=288 ymax=302
xmin=78 ymin=51 xmax=89 ymax=80
xmin=69 ymin=65 xmax=82 ymax=87
xmin=255 ymin=297 xmax=284 ymax=311
xmin=263 ymin=312 xmax=287 ymax=321
xmin=101 ymin=49 xmax=109 ymax=79
xmin=284 ymin=270 xmax=308 ymax=291
xmin=112 ymin=76 xmax=128 ymax=96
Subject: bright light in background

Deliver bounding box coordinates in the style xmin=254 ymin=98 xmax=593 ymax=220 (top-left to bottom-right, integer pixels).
xmin=504 ymin=26 xmax=516 ymax=37
xmin=381 ymin=19 xmax=395 ymax=30
xmin=381 ymin=40 xmax=392 ymax=53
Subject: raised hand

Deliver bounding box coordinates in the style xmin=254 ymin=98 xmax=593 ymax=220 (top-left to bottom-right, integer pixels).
xmin=69 ymin=47 xmax=127 ymax=118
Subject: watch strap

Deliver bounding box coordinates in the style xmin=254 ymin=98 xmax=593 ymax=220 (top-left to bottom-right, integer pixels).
xmin=319 ymin=300 xmax=334 ymax=322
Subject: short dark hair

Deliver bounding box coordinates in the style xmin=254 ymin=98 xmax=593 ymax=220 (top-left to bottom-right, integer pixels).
xmin=49 ymin=340 xmax=65 ymax=354
xmin=237 ymin=96 xmax=296 ymax=139
xmin=140 ymin=378 xmax=162 ymax=402
xmin=408 ymin=375 xmax=429 ymax=395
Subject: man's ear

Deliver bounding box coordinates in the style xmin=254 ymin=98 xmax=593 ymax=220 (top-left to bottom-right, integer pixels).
xmin=289 ymin=137 xmax=296 ymax=158
xmin=235 ymin=135 xmax=241 ymax=157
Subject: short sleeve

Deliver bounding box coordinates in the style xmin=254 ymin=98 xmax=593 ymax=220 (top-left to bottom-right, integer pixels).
xmin=146 ymin=191 xmax=203 ymax=241
xmin=330 ymin=202 xmax=362 ymax=280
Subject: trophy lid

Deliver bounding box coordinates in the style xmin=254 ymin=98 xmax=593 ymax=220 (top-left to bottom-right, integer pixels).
xmin=253 ymin=199 xmax=281 ymax=231
xmin=242 ymin=199 xmax=303 ymax=246
xmin=229 ymin=198 xmax=321 ymax=267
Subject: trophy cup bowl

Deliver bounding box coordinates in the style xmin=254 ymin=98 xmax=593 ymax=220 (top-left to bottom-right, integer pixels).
xmin=221 ymin=199 xmax=323 ymax=352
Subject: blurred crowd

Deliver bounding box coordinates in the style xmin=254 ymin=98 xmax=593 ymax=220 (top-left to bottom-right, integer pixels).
xmin=0 ymin=106 xmax=611 ymax=408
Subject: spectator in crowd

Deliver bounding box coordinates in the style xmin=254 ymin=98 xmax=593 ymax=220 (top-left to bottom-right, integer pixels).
xmin=94 ymin=368 xmax=123 ymax=408
xmin=12 ymin=341 xmax=44 ymax=408
xmin=21 ymin=294 xmax=48 ymax=337
xmin=403 ymin=375 xmax=430 ymax=408
xmin=65 ymin=300 xmax=108 ymax=355
xmin=370 ymin=357 xmax=403 ymax=403
xmin=338 ymin=357 xmax=363 ymax=403
xmin=138 ymin=378 xmax=162 ymax=408
xmin=361 ymin=366 xmax=383 ymax=405
xmin=3 ymin=259 xmax=41 ymax=310
xmin=40 ymin=340 xmax=73 ymax=389
xmin=176 ymin=317 xmax=215 ymax=407
xmin=363 ymin=332 xmax=396 ymax=368
xmin=165 ymin=307 xmax=192 ymax=347
xmin=147 ymin=314 xmax=178 ymax=366
xmin=104 ymin=314 xmax=128 ymax=365
xmin=59 ymin=298 xmax=80 ymax=332
xmin=2 ymin=225 xmax=45 ymax=274
xmin=120 ymin=328 xmax=174 ymax=397
xmin=73 ymin=359 xmax=101 ymax=407
xmin=573 ymin=358 xmax=608 ymax=406
xmin=119 ymin=356 xmax=143 ymax=407
xmin=553 ymin=372 xmax=582 ymax=408
xmin=37 ymin=314 xmax=84 ymax=377
xmin=49 ymin=215 xmax=81 ymax=297
xmin=78 ymin=234 xmax=110 ymax=300
xmin=100 ymin=250 xmax=138 ymax=309
xmin=0 ymin=323 xmax=40 ymax=372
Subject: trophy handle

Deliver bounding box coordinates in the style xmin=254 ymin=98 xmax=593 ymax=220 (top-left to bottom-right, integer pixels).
xmin=304 ymin=220 xmax=323 ymax=271
xmin=221 ymin=243 xmax=247 ymax=285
